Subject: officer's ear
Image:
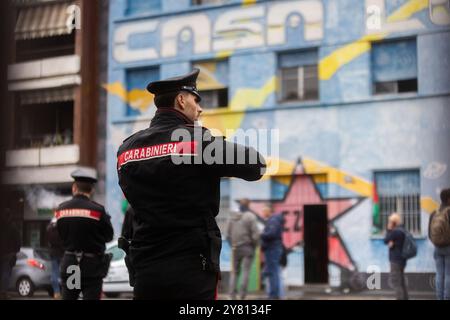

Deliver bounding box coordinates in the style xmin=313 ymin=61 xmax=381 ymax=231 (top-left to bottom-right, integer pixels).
xmin=71 ymin=183 xmax=78 ymax=195
xmin=175 ymin=92 xmax=186 ymax=110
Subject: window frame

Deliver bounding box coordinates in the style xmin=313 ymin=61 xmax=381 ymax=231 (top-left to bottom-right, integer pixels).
xmin=373 ymin=168 xmax=422 ymax=236
xmin=191 ymin=0 xmax=227 ymax=6
xmin=277 ymin=49 xmax=319 ymax=103
xmin=371 ymin=37 xmax=418 ymax=96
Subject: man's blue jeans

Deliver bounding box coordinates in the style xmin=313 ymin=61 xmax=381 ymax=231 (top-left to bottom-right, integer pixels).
xmin=434 ymin=246 xmax=450 ymax=300
xmin=262 ymin=246 xmax=282 ymax=299
xmin=51 ymin=258 xmax=61 ymax=294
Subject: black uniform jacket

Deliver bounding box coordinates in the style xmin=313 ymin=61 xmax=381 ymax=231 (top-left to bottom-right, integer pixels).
xmin=56 ymin=194 xmax=114 ymax=254
xmin=117 ymin=108 xmax=266 ymax=270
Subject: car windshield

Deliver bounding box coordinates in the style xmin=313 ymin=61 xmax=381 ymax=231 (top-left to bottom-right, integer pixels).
xmin=106 ymin=245 xmax=125 ymax=261
xmin=34 ymin=249 xmax=51 ymax=260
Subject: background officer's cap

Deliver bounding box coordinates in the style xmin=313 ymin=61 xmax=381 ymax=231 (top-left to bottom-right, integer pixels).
xmin=146 ymin=69 xmax=201 ymax=102
xmin=71 ymin=168 xmax=98 ymax=184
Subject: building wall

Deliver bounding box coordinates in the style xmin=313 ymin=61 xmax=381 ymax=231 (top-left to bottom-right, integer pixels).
xmin=105 ymin=0 xmax=450 ymax=289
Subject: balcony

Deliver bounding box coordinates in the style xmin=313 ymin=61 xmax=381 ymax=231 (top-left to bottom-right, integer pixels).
xmin=5 ymin=144 xmax=80 ymax=167
xmin=8 ymin=55 xmax=81 ymax=91
xmin=3 ymin=145 xmax=81 ymax=185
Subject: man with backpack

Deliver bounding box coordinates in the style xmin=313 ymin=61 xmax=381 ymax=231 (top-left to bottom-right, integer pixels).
xmin=429 ymin=188 xmax=450 ymax=300
xmin=384 ymin=213 xmax=411 ymax=300
xmin=226 ymin=199 xmax=260 ymax=300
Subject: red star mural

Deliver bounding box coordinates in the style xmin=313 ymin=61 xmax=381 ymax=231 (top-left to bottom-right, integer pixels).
xmin=248 ymin=161 xmax=363 ymax=271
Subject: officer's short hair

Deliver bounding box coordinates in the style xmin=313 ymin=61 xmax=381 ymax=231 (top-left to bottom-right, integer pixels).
xmin=440 ymin=188 xmax=450 ymax=203
xmin=74 ymin=181 xmax=94 ymax=193
xmin=154 ymin=91 xmax=182 ymax=108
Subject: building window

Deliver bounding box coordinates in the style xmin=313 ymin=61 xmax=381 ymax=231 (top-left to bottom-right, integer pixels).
xmin=126 ymin=0 xmax=161 ymax=15
xmin=126 ymin=67 xmax=159 ymax=116
xmin=372 ymin=38 xmax=418 ymax=95
xmin=16 ymin=34 xmax=75 ymax=62
xmin=193 ymin=60 xmax=229 ymax=109
xmin=373 ymin=169 xmax=421 ymax=235
xmin=278 ymin=50 xmax=319 ymax=102
xmin=14 ymin=91 xmax=74 ymax=148
xmin=199 ymin=89 xmax=228 ymax=109
xmin=192 ymin=0 xmax=227 ymax=5
xmin=14 ymin=2 xmax=76 ymax=62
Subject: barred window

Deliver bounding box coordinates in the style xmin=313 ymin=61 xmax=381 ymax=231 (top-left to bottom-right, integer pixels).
xmin=374 ymin=169 xmax=421 ymax=235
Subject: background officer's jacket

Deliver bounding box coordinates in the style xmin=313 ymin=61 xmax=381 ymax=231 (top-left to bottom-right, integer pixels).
xmin=56 ymin=194 xmax=114 ymax=254
xmin=117 ymin=108 xmax=266 ymax=267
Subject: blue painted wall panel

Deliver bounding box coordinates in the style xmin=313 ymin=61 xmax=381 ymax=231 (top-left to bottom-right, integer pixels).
xmin=418 ymin=31 xmax=450 ymax=95
xmin=320 ymin=45 xmax=372 ymax=103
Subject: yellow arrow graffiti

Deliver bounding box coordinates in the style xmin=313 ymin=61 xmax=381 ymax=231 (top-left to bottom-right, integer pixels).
xmin=103 ymin=82 xmax=154 ymax=113
xmin=319 ymin=0 xmax=429 ymax=80
xmin=201 ymin=76 xmax=277 ymax=136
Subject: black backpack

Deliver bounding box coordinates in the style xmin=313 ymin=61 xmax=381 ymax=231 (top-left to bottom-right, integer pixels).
xmin=279 ymin=245 xmax=288 ymax=267
xmin=400 ymin=227 xmax=417 ymax=260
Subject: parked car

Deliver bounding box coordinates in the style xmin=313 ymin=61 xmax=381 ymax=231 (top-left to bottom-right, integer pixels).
xmin=9 ymin=247 xmax=53 ymax=297
xmin=102 ymin=241 xmax=133 ymax=298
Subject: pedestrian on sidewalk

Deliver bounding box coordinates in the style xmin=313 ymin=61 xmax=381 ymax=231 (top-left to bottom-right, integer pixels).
xmin=384 ymin=212 xmax=409 ymax=300
xmin=46 ymin=217 xmax=64 ymax=299
xmin=429 ymin=188 xmax=450 ymax=300
xmin=226 ymin=198 xmax=260 ymax=300
xmin=260 ymin=205 xmax=284 ymax=300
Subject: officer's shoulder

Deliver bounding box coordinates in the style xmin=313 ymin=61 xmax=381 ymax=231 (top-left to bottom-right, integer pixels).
xmin=184 ymin=123 xmax=210 ymax=132
xmin=88 ymin=199 xmax=106 ymax=211
xmin=120 ymin=129 xmax=146 ymax=148
xmin=183 ymin=124 xmax=227 ymax=140
xmin=56 ymin=198 xmax=75 ymax=210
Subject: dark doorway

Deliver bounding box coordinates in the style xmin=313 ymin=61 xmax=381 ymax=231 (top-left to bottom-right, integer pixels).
xmin=304 ymin=204 xmax=328 ymax=284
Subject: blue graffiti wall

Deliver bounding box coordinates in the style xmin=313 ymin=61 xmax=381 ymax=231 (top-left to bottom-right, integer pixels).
xmin=105 ymin=0 xmax=450 ymax=287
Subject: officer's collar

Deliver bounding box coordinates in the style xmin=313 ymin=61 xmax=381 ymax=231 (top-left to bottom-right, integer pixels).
xmin=74 ymin=193 xmax=91 ymax=200
xmin=153 ymin=107 xmax=194 ymax=125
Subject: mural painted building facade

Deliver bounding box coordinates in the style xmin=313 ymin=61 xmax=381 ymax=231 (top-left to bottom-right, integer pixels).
xmin=105 ymin=0 xmax=450 ymax=291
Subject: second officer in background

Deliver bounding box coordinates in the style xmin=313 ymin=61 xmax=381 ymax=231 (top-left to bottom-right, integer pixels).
xmin=56 ymin=168 xmax=114 ymax=300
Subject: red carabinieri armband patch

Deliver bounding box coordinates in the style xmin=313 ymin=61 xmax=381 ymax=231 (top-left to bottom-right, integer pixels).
xmin=55 ymin=209 xmax=102 ymax=221
xmin=117 ymin=141 xmax=198 ymax=169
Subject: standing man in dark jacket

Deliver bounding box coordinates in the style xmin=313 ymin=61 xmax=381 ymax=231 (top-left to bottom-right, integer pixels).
xmin=46 ymin=217 xmax=64 ymax=299
xmin=384 ymin=212 xmax=408 ymax=300
xmin=261 ymin=205 xmax=284 ymax=299
xmin=56 ymin=169 xmax=114 ymax=300
xmin=117 ymin=69 xmax=266 ymax=300
xmin=0 ymin=208 xmax=21 ymax=300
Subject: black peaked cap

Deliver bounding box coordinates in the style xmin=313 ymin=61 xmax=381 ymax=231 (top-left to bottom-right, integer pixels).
xmin=146 ymin=68 xmax=201 ymax=101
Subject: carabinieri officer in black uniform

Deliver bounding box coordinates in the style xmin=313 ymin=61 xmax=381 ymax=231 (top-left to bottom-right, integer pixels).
xmin=117 ymin=69 xmax=266 ymax=300
xmin=56 ymin=168 xmax=114 ymax=300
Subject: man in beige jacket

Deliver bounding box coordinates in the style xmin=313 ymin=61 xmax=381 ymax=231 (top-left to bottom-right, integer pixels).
xmin=226 ymin=199 xmax=260 ymax=300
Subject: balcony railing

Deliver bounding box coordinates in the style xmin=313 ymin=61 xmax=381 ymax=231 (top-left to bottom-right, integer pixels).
xmin=5 ymin=144 xmax=80 ymax=167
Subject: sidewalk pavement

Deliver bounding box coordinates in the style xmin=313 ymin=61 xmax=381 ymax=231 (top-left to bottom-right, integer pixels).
xmin=217 ymin=286 xmax=436 ymax=300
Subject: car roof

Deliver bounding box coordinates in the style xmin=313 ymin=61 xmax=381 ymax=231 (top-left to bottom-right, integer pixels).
xmin=20 ymin=247 xmax=50 ymax=258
